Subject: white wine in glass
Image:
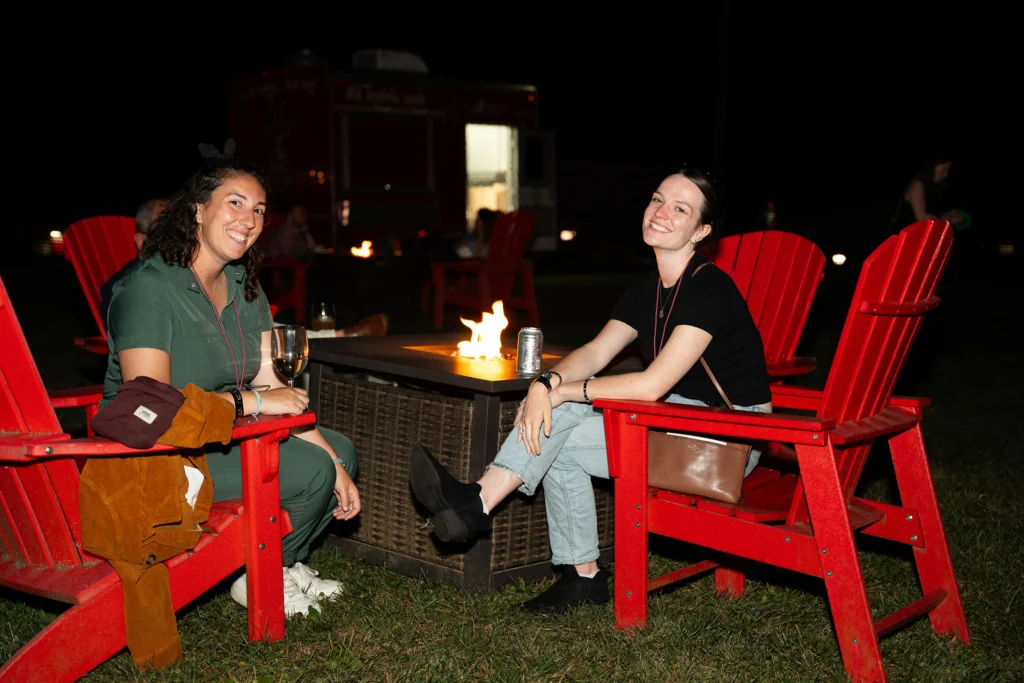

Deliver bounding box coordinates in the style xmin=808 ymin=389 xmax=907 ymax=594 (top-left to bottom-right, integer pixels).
xmin=271 ymin=325 xmax=309 ymax=387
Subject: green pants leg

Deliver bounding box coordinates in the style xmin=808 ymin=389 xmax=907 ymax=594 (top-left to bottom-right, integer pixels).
xmin=206 ymin=427 xmax=358 ymax=566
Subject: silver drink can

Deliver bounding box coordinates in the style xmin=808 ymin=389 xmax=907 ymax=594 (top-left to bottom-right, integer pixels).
xmin=516 ymin=327 xmax=544 ymax=376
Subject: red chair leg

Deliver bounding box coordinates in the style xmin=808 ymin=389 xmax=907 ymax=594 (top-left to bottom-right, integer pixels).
xmin=0 ymin=487 xmax=292 ymax=681
xmin=240 ymin=435 xmax=286 ymax=642
xmin=797 ymin=444 xmax=886 ymax=683
xmin=714 ymin=563 xmax=746 ymax=598
xmin=888 ymin=424 xmax=971 ymax=644
xmin=0 ymin=580 xmax=126 ymax=683
xmin=613 ymin=417 xmax=650 ymax=630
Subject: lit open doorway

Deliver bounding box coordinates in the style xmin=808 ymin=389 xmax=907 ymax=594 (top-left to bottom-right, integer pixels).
xmin=465 ymin=124 xmax=518 ymax=228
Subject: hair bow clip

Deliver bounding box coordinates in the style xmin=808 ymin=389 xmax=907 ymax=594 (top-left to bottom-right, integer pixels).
xmin=198 ymin=137 xmax=237 ymax=159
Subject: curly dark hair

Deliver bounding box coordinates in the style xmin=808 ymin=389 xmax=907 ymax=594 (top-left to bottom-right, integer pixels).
xmin=142 ymin=157 xmax=270 ymax=302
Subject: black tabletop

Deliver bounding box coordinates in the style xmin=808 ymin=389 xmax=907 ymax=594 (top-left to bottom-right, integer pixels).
xmin=309 ymin=333 xmax=570 ymax=394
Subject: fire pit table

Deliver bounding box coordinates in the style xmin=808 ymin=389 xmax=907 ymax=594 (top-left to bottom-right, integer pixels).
xmin=307 ymin=333 xmax=615 ymax=591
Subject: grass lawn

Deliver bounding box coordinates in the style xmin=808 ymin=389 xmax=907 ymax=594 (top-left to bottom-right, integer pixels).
xmin=1 ymin=251 xmax=1021 ymax=682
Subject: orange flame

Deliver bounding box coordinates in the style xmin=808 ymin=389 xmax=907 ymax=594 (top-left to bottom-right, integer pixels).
xmin=456 ymin=301 xmax=508 ymax=360
xmin=350 ymin=240 xmax=373 ymax=258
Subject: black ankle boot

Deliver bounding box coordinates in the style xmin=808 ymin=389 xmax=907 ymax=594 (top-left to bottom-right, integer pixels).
xmin=409 ymin=444 xmax=482 ymax=515
xmin=430 ymin=500 xmax=492 ymax=543
xmin=521 ymin=566 xmax=610 ymax=613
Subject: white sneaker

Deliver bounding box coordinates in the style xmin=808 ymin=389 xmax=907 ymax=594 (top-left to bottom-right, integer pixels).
xmin=228 ymin=570 xmax=321 ymax=618
xmin=282 ymin=569 xmax=321 ymax=617
xmin=229 ymin=573 xmax=248 ymax=607
xmin=287 ymin=561 xmax=344 ymax=601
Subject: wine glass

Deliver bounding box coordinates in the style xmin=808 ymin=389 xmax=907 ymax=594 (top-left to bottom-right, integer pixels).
xmin=271 ymin=325 xmax=309 ymax=388
xmin=311 ymin=301 xmax=336 ymax=332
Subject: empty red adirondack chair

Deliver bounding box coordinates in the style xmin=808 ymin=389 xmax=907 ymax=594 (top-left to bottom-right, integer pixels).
xmin=432 ymin=210 xmax=539 ymax=329
xmin=0 ymin=276 xmax=313 ymax=682
xmin=596 ymin=220 xmax=968 ymax=683
xmin=712 ymin=230 xmax=825 ymax=378
xmin=259 ymin=212 xmax=310 ymax=324
xmin=63 ymin=216 xmax=138 ymax=354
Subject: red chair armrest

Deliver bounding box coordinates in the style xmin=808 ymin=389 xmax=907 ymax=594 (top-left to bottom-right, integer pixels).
xmin=766 ymin=356 xmax=816 ymax=378
xmin=73 ymin=336 xmax=109 ymax=355
xmin=14 ymin=413 xmax=316 ymax=459
xmin=597 ymin=399 xmax=833 ymax=478
xmin=768 ymin=385 xmax=931 ymax=412
xmin=48 ymin=385 xmax=104 ymax=409
xmin=829 ymin=407 xmax=922 ymax=445
xmin=595 ymin=399 xmax=834 ymax=433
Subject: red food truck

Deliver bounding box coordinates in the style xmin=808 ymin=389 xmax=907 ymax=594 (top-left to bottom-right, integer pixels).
xmin=227 ymin=50 xmax=557 ymax=254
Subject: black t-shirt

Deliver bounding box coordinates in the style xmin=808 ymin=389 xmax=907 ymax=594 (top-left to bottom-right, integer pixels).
xmin=610 ymin=254 xmax=771 ymax=406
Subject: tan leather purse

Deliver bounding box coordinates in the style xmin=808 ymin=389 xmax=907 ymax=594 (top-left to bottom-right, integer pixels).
xmin=647 ymin=358 xmax=752 ymax=504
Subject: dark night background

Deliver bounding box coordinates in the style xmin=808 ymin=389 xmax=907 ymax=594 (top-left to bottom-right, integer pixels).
xmin=3 ymin=12 xmax=1023 ymax=682
xmin=3 ymin=7 xmax=1015 ymax=268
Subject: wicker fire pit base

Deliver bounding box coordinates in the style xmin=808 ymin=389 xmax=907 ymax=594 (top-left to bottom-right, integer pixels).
xmin=315 ymin=370 xmax=614 ymax=591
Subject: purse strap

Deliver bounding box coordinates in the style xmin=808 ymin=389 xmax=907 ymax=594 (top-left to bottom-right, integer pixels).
xmin=699 ymin=357 xmax=734 ymax=410
xmin=689 ymin=262 xmax=735 ymax=411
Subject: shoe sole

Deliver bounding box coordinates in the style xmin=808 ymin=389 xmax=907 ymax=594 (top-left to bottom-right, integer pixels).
xmin=520 ymin=573 xmax=611 ymax=613
xmin=409 ymin=445 xmax=455 ymax=515
xmin=430 ymin=508 xmax=470 ymax=543
xmin=520 ymin=595 xmax=609 ymax=614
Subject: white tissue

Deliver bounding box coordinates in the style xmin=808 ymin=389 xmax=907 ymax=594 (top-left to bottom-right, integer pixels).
xmin=183 ymin=466 xmax=205 ymax=510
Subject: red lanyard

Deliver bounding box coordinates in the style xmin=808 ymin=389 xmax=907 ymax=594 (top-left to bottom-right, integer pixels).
xmin=652 ymin=275 xmax=683 ymax=359
xmin=653 ymin=261 xmax=710 ymax=359
xmin=190 ymin=266 xmax=246 ymax=393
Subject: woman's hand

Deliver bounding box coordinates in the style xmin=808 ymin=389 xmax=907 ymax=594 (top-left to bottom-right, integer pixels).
xmin=258 ymin=387 xmax=309 ymax=416
xmin=332 ymin=465 xmax=361 ymax=521
xmin=515 ymin=382 xmax=554 ymax=456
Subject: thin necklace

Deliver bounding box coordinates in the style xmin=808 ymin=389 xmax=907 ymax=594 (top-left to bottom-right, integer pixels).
xmin=658 ymin=277 xmax=680 ymax=319
xmin=658 ymin=248 xmax=698 ymax=319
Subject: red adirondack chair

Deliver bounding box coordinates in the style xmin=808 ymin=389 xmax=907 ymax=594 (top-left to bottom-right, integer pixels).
xmin=712 ymin=230 xmax=825 ymax=378
xmin=63 ymin=216 xmax=138 ymax=354
xmin=431 ymin=210 xmax=539 ymax=329
xmin=596 ymin=220 xmax=968 ymax=683
xmin=0 ymin=276 xmax=313 ymax=682
xmin=259 ymin=212 xmax=310 ymax=324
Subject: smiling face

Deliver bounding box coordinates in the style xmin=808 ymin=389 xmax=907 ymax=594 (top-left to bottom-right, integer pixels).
xmin=642 ymin=174 xmax=712 ymax=252
xmin=195 ymin=173 xmax=267 ymax=265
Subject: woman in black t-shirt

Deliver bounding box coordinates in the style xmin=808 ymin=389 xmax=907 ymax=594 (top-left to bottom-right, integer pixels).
xmin=408 ymin=168 xmax=771 ymax=613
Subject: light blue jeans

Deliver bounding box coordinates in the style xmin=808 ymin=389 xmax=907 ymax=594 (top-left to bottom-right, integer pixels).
xmin=488 ymin=395 xmax=770 ymax=566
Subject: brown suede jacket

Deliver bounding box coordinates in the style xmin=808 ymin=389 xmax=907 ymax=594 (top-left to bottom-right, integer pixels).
xmin=79 ymin=383 xmax=235 ymax=565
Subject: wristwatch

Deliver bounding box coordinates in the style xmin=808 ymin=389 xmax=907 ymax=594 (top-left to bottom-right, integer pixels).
xmin=535 ymin=372 xmax=553 ymax=391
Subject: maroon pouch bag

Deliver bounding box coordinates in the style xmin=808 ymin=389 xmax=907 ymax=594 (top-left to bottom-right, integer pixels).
xmin=91 ymin=376 xmax=185 ymax=449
